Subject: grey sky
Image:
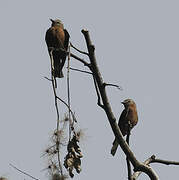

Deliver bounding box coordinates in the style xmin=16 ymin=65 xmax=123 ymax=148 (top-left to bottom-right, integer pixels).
xmin=0 ymin=0 xmax=179 ymax=179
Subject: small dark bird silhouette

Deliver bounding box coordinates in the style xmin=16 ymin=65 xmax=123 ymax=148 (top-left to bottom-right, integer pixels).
xmin=111 ymin=99 xmax=138 ymax=156
xmin=45 ymin=19 xmax=70 ymax=78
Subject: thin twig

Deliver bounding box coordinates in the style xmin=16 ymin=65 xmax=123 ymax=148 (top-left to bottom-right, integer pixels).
xmin=103 ymin=83 xmax=123 ymax=90
xmin=40 ymin=144 xmax=56 ymax=158
xmin=69 ymin=67 xmax=92 ymax=74
xmin=10 ymin=163 xmax=39 ymax=180
xmin=56 ymin=96 xmax=77 ymax=122
xmin=44 ymin=76 xmax=52 ymax=81
xmin=49 ymin=50 xmax=63 ymax=175
xmin=67 ymin=45 xmax=72 ymax=141
xmin=70 ymin=53 xmax=90 ymax=67
xmin=70 ymin=42 xmax=89 ymax=55
xmin=49 ymin=51 xmax=60 ymax=132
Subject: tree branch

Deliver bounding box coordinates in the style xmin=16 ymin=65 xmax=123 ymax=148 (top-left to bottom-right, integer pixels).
xmin=49 ymin=50 xmax=63 ymax=175
xmin=10 ymin=164 xmax=39 ymax=180
xmin=131 ymin=156 xmax=154 ymax=180
xmin=151 ymin=155 xmax=179 ymax=165
xmin=70 ymin=42 xmax=89 ymax=55
xmin=131 ymin=155 xmax=179 ymax=179
xmin=70 ymin=53 xmax=90 ymax=67
xmin=103 ymin=83 xmax=123 ymax=90
xmin=92 ymin=75 xmax=104 ymax=109
xmin=44 ymin=76 xmax=52 ymax=81
xmin=69 ymin=67 xmax=92 ymax=74
xmin=81 ymin=29 xmax=159 ymax=180
xmin=126 ymin=129 xmax=132 ymax=180
xmin=56 ymin=96 xmax=77 ymax=122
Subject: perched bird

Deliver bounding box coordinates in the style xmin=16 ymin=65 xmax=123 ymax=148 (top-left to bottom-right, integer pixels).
xmin=45 ymin=19 xmax=70 ymax=78
xmin=111 ymin=99 xmax=138 ymax=156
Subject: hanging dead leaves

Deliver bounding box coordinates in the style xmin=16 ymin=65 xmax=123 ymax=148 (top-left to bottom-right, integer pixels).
xmin=64 ymin=133 xmax=83 ymax=178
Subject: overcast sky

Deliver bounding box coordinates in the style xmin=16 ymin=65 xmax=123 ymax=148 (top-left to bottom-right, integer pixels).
xmin=0 ymin=0 xmax=179 ymax=179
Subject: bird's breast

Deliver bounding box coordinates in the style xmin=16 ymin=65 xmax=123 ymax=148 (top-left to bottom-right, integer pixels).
xmin=46 ymin=26 xmax=65 ymax=48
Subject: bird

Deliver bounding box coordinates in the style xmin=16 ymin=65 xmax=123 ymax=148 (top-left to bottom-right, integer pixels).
xmin=111 ymin=99 xmax=138 ymax=156
xmin=45 ymin=19 xmax=70 ymax=79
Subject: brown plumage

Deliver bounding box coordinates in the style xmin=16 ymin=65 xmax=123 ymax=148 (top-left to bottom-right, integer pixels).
xmin=111 ymin=99 xmax=138 ymax=156
xmin=45 ymin=19 xmax=70 ymax=78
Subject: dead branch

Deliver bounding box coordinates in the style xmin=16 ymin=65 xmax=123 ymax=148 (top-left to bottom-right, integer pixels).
xmin=81 ymin=29 xmax=159 ymax=180
xmin=49 ymin=50 xmax=63 ymax=175
xmin=67 ymin=44 xmax=74 ymax=141
xmin=93 ymin=76 xmax=104 ymax=109
xmin=10 ymin=164 xmax=39 ymax=180
xmin=131 ymin=156 xmax=153 ymax=180
xmin=56 ymin=96 xmax=77 ymax=122
xmin=43 ymin=73 xmax=77 ymax=123
xmin=126 ymin=129 xmax=132 ymax=180
xmin=151 ymin=155 xmax=179 ymax=165
xmin=103 ymin=83 xmax=123 ymax=90
xmin=70 ymin=42 xmax=89 ymax=55
xmin=131 ymin=155 xmax=179 ymax=180
xmin=70 ymin=53 xmax=90 ymax=67
xmin=44 ymin=76 xmax=52 ymax=81
xmin=69 ymin=67 xmax=92 ymax=74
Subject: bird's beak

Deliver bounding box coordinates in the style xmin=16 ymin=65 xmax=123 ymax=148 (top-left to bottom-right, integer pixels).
xmin=121 ymin=101 xmax=125 ymax=105
xmin=50 ymin=18 xmax=54 ymax=23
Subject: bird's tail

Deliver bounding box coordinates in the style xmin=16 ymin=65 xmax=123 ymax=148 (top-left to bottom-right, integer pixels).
xmin=54 ymin=68 xmax=64 ymax=78
xmin=53 ymin=51 xmax=64 ymax=78
xmin=111 ymin=139 xmax=119 ymax=156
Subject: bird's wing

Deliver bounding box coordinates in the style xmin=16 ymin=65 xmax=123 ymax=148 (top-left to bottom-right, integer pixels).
xmin=45 ymin=28 xmax=52 ymax=48
xmin=118 ymin=109 xmax=128 ymax=136
xmin=57 ymin=29 xmax=70 ymax=73
xmin=64 ymin=29 xmax=70 ymax=51
xmin=118 ymin=109 xmax=127 ymax=124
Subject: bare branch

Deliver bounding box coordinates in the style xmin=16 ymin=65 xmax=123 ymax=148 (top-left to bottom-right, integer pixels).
xmin=69 ymin=67 xmax=92 ymax=74
xmin=126 ymin=129 xmax=132 ymax=180
xmin=49 ymin=50 xmax=63 ymax=175
xmin=92 ymin=75 xmax=104 ymax=109
xmin=131 ymin=156 xmax=154 ymax=180
xmin=131 ymin=155 xmax=179 ymax=179
xmin=151 ymin=155 xmax=179 ymax=166
xmin=10 ymin=164 xmax=39 ymax=180
xmin=103 ymin=83 xmax=123 ymax=90
xmin=81 ymin=29 xmax=159 ymax=180
xmin=44 ymin=76 xmax=52 ymax=81
xmin=56 ymin=96 xmax=77 ymax=122
xmin=70 ymin=53 xmax=90 ymax=67
xmin=49 ymin=50 xmax=60 ymax=129
xmin=67 ymin=45 xmax=73 ymax=141
xmin=70 ymin=42 xmax=89 ymax=55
